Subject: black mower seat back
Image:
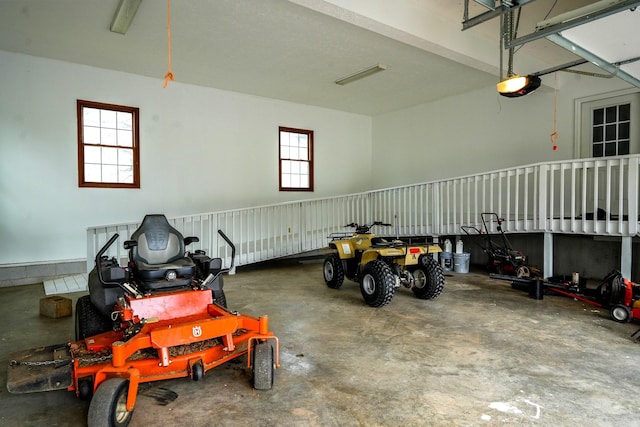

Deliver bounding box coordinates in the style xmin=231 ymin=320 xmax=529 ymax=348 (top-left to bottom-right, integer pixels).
xmin=128 ymin=214 xmax=197 ymax=290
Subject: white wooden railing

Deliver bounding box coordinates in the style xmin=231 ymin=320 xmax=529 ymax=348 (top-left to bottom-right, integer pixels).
xmin=86 ymin=155 xmax=640 ymax=272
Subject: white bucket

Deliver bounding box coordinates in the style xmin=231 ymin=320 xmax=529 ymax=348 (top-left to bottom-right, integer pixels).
xmin=453 ymin=252 xmax=470 ymax=274
xmin=440 ymin=252 xmax=453 ymax=271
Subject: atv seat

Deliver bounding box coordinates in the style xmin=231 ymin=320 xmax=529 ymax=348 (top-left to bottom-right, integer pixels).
xmin=126 ymin=214 xmax=197 ymax=291
xmin=371 ymin=237 xmax=405 ymax=247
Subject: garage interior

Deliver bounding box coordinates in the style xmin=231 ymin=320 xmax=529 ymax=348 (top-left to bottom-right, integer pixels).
xmin=2 ymin=1 xmax=640 ymax=426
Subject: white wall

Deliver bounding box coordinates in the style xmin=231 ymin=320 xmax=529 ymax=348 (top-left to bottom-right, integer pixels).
xmin=371 ymin=72 xmax=633 ymax=188
xmin=0 ymin=51 xmax=372 ymax=264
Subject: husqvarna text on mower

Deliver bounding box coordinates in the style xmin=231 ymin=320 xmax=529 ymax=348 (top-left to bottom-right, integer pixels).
xmin=7 ymin=215 xmax=279 ymax=427
xmin=323 ymin=222 xmax=445 ymax=307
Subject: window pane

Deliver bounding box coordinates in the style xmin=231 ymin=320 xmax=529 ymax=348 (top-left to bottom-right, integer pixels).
xmin=101 ymin=128 xmax=117 ymax=146
xmin=291 ymin=174 xmax=300 ymax=188
xmin=83 ymin=108 xmax=100 ymax=127
xmin=85 ymin=146 xmax=101 ymax=163
xmin=102 ymin=147 xmax=118 ymax=165
xmin=291 ymin=161 xmax=300 ymax=174
xmin=300 ymin=175 xmax=309 ymax=188
xmin=619 ymin=103 xmax=631 ymax=121
xmin=619 ymin=140 xmax=630 ymax=155
xmin=593 ymin=108 xmax=604 ymax=125
xmin=119 ymin=165 xmax=133 ymax=183
xmin=84 ymin=127 xmax=101 ymax=145
xmin=592 ymin=126 xmax=603 ymax=143
xmin=117 ymin=111 xmax=132 ymax=130
xmin=282 ymin=174 xmax=291 ymax=187
xmin=101 ymin=110 xmax=117 ymax=128
xmin=619 ymin=122 xmax=630 ymax=140
xmin=605 ymin=124 xmax=616 ymax=141
xmin=282 ymin=160 xmax=290 ymax=173
xmin=605 ymin=106 xmax=617 ymax=123
xmin=85 ymin=164 xmax=101 ymax=182
xmin=118 ymin=148 xmax=133 ymax=166
xmin=300 ymin=162 xmax=309 ymax=174
xmin=102 ymin=164 xmax=118 ymax=182
xmin=281 ymin=146 xmax=290 ymax=159
xmin=593 ymin=143 xmax=603 ymax=157
xmin=117 ymin=129 xmax=133 ymax=147
xmin=605 ymin=142 xmax=617 ymax=156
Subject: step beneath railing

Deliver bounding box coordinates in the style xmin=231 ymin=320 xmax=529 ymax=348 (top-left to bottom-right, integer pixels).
xmin=43 ymin=274 xmax=87 ymax=295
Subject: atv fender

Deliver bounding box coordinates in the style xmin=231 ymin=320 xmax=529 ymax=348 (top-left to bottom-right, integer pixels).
xmin=329 ymin=241 xmax=356 ymax=260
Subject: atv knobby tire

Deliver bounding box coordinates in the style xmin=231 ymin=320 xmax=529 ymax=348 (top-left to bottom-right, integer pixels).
xmin=76 ymin=295 xmax=113 ymax=341
xmin=323 ymin=253 xmax=345 ymax=289
xmin=88 ymin=378 xmax=134 ymax=427
xmin=412 ymin=256 xmax=445 ymax=300
xmin=360 ymin=260 xmax=396 ymax=307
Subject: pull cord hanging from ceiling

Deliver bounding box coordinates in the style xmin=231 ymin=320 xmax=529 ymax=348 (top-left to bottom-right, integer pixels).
xmin=163 ymin=0 xmax=174 ymax=88
xmin=550 ymin=72 xmax=558 ymax=151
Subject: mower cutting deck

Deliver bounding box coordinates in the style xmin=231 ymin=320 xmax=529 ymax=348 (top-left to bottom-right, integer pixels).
xmin=7 ymin=215 xmax=279 ymax=427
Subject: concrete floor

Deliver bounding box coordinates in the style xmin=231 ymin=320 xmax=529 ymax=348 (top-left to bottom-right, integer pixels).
xmin=2 ymin=261 xmax=640 ymax=426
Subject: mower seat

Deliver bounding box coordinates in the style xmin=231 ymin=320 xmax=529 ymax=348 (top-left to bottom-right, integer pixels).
xmin=127 ymin=214 xmax=197 ymax=291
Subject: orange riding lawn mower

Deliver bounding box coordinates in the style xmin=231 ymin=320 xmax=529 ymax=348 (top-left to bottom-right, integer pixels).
xmin=7 ymin=215 xmax=279 ymax=426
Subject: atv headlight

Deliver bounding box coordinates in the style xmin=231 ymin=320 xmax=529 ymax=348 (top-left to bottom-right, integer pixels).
xmin=165 ymin=270 xmax=177 ymax=281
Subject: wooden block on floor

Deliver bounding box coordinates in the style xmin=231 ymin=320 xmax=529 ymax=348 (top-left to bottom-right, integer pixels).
xmin=39 ymin=296 xmax=72 ymax=318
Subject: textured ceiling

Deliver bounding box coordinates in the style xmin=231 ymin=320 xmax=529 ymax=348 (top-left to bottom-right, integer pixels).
xmin=0 ymin=0 xmax=616 ymax=116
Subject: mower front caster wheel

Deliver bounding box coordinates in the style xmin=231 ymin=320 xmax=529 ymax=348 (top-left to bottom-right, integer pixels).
xmin=611 ymin=304 xmax=632 ymax=323
xmin=191 ymin=360 xmax=204 ymax=381
xmin=88 ymin=378 xmax=134 ymax=427
xmin=252 ymin=341 xmax=275 ymax=390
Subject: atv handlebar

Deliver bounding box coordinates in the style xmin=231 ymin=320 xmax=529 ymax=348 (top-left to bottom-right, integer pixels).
xmin=344 ymin=221 xmax=392 ymax=234
xmin=344 ymin=221 xmax=392 ymax=228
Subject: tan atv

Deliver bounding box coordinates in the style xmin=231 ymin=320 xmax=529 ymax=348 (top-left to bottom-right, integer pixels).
xmin=322 ymin=222 xmax=445 ymax=307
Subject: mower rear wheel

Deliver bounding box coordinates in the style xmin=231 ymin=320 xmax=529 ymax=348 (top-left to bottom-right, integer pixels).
xmin=75 ymin=295 xmax=113 ymax=341
xmin=412 ymin=256 xmax=445 ymax=300
xmin=360 ymin=260 xmax=395 ymax=307
xmin=611 ymin=304 xmax=631 ymax=323
xmin=88 ymin=378 xmax=133 ymax=427
xmin=214 ymin=290 xmax=227 ymax=308
xmin=323 ymin=253 xmax=345 ymax=289
xmin=252 ymin=341 xmax=275 ymax=390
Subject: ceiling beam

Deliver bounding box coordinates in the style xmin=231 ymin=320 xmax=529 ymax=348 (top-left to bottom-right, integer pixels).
xmin=506 ymin=0 xmax=640 ymax=49
xmin=462 ymin=0 xmax=538 ymax=31
xmin=546 ymin=33 xmax=640 ymax=88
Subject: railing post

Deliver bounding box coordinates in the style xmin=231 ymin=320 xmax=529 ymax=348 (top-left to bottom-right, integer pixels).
xmin=433 ymin=182 xmax=441 ymax=235
xmin=543 ymin=232 xmax=554 ymax=278
xmin=538 ymin=164 xmax=549 ymax=231
xmin=621 ymin=236 xmax=632 ymax=280
xmin=629 ymin=158 xmax=639 ymax=236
